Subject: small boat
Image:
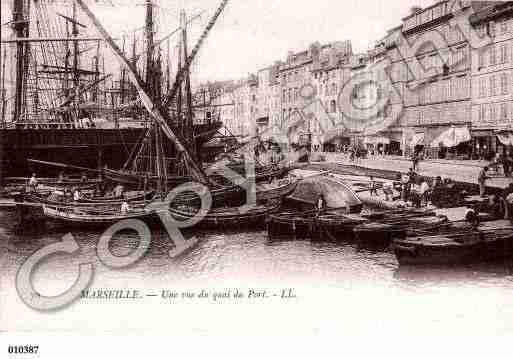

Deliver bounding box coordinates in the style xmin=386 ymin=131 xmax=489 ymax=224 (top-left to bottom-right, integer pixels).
xmin=393 ymin=221 xmax=513 ymax=265
xmin=79 ymin=191 xmax=155 ymax=204
xmin=171 ymin=177 xmax=297 ymax=208
xmin=316 ymin=213 xmax=368 ymax=237
xmin=216 ymin=162 xmax=289 ymax=183
xmin=5 ymin=176 xmax=102 ymax=187
xmin=267 ymin=210 xmax=367 ymax=240
xmin=267 ymin=210 xmax=318 ymax=238
xmin=354 ymin=215 xmax=448 ymax=248
xmin=171 ymin=184 xmax=246 ymax=208
xmin=360 ymin=208 xmax=436 ymax=221
xmin=41 ymin=202 xmax=154 ymax=226
xmin=169 ymin=202 xmax=280 ymax=229
xmin=255 ymin=178 xmax=298 ymax=203
xmin=22 ymin=191 xmax=153 ymax=206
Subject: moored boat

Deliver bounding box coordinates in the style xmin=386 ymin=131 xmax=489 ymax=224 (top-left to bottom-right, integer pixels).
xmin=267 ymin=210 xmax=318 ymax=239
xmin=354 ymin=215 xmax=448 ymax=248
xmin=393 ymin=220 xmax=513 ymax=265
xmin=169 ymin=202 xmax=280 ymax=229
xmin=255 ymin=178 xmax=298 ymax=204
xmin=267 ymin=211 xmax=367 ymax=240
xmin=41 ymin=202 xmax=154 ymax=226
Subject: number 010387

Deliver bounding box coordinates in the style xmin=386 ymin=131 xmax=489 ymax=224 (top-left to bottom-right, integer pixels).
xmin=8 ymin=345 xmax=39 ymax=355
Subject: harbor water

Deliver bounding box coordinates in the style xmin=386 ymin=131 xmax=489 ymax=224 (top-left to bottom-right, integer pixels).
xmin=2 ymin=208 xmax=513 ymax=336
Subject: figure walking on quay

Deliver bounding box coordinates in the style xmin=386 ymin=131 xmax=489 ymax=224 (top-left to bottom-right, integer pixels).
xmin=478 ymin=166 xmax=489 ymax=198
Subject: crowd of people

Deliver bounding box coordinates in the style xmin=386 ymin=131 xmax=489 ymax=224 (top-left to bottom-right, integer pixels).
xmin=369 ymin=168 xmax=461 ymax=209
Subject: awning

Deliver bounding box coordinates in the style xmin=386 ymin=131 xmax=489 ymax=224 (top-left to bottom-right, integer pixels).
xmin=410 ymin=133 xmax=425 ymax=147
xmin=323 ymin=128 xmax=349 ymax=144
xmin=430 ymin=126 xmax=471 ymax=148
xmin=471 ymin=130 xmax=494 ymax=137
xmin=497 ymin=132 xmax=513 ymax=146
xmin=380 ymin=131 xmax=402 ymax=143
xmin=363 ymin=136 xmax=390 ymax=145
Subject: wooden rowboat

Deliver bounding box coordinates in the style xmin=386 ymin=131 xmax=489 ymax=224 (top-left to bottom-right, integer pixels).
xmin=42 ymin=203 xmax=154 ymax=225
xmin=23 ymin=191 xmax=153 ymax=207
xmin=267 ymin=211 xmax=367 ymax=240
xmin=393 ymin=221 xmax=513 ymax=265
xmin=79 ymin=191 xmax=155 ymax=204
xmin=255 ymin=178 xmax=298 ymax=203
xmin=354 ymin=215 xmax=449 ymax=248
xmin=169 ymin=202 xmax=280 ymax=229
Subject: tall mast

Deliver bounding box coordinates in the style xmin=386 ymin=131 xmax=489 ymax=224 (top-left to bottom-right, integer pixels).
xmin=92 ymin=40 xmax=100 ymax=103
xmin=176 ymin=20 xmax=183 ymax=134
xmin=131 ymin=35 xmax=137 ymax=101
xmin=72 ymin=1 xmax=80 ymax=120
xmin=64 ymin=21 xmax=71 ymax=106
xmin=12 ymin=0 xmax=29 ymax=124
xmin=166 ymin=39 xmax=171 ymax=95
xmin=182 ymin=9 xmax=195 ymax=157
xmin=145 ymin=0 xmax=154 ymax=98
xmin=74 ymin=0 xmax=226 ymax=185
xmin=120 ymin=36 xmax=126 ymax=104
xmin=1 ymin=49 xmax=6 ymax=128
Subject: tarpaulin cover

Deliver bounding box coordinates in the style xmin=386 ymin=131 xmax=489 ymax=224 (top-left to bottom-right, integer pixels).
xmin=287 ymin=175 xmax=362 ymax=209
xmin=430 ymin=126 xmax=471 ymax=148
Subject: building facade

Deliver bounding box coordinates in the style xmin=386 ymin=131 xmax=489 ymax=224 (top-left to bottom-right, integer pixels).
xmin=199 ymin=1 xmax=513 ymax=159
xmin=471 ymin=1 xmax=513 ymax=159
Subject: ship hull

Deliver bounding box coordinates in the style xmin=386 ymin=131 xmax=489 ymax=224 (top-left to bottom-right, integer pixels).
xmin=0 ymin=123 xmax=222 ymax=179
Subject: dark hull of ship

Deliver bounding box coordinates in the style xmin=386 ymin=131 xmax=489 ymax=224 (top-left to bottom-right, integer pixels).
xmin=0 ymin=123 xmax=222 ymax=178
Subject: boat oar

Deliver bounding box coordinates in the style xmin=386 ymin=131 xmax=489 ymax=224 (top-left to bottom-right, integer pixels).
xmin=354 ymin=186 xmax=382 ymax=193
xmin=296 ymin=170 xmax=331 ymax=180
xmin=28 ymin=159 xmax=103 ymax=174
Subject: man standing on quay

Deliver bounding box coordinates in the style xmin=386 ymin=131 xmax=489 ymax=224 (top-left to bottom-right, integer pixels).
xmin=478 ymin=166 xmax=489 ymax=198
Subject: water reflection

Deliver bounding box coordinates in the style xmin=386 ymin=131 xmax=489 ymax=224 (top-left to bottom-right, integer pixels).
xmin=2 ymin=208 xmax=513 ymax=296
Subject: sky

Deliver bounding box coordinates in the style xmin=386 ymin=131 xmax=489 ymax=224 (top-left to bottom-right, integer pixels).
xmin=1 ymin=0 xmax=439 ymax=83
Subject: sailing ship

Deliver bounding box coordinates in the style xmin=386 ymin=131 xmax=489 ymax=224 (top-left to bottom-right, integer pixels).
xmin=8 ymin=0 xmax=299 ymax=229
xmin=0 ymin=0 xmax=223 ymax=179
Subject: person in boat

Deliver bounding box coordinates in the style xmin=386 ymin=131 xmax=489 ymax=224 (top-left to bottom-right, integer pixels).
xmin=73 ymin=188 xmax=82 ymax=202
xmin=28 ymin=173 xmax=38 ymax=192
xmin=488 ymin=194 xmax=505 ymax=219
xmin=465 ymin=207 xmax=480 ymax=229
xmin=419 ymin=179 xmax=430 ymax=207
xmin=81 ymin=173 xmax=88 ymax=183
xmin=113 ymin=184 xmax=125 ymax=198
xmin=369 ymin=176 xmax=378 ymax=196
xmin=121 ymin=200 xmax=131 ymax=214
xmin=478 ymin=166 xmax=489 ymax=198
xmin=430 ymin=176 xmax=443 ymax=206
xmin=382 ymin=180 xmax=394 ymax=201
xmin=58 ymin=171 xmax=65 ymax=183
xmin=64 ymin=188 xmax=72 ymax=202
xmin=316 ymin=194 xmax=326 ymax=215
xmin=401 ymin=172 xmax=411 ymax=202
